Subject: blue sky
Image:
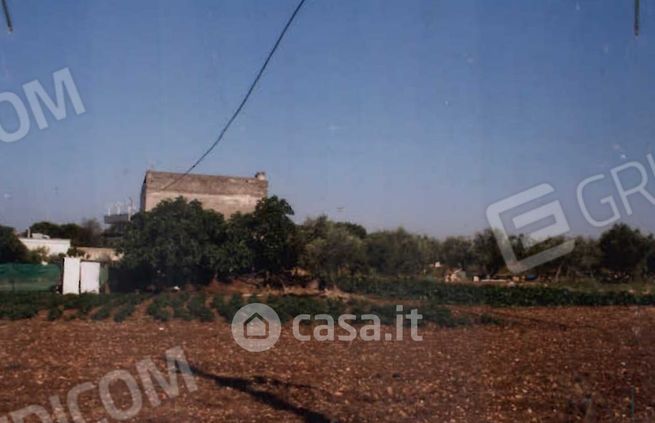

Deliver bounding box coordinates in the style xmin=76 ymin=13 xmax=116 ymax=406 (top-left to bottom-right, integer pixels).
xmin=0 ymin=0 xmax=654 ymax=237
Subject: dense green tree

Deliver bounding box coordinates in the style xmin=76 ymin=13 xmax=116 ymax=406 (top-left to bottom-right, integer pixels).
xmin=118 ymin=198 xmax=234 ymax=287
xmin=300 ymin=215 xmax=367 ymax=243
xmin=471 ymin=229 xmax=504 ymax=277
xmin=506 ymin=235 xmax=601 ymax=281
xmin=77 ymin=219 xmax=104 ymax=246
xmin=366 ymin=228 xmax=426 ymax=276
xmin=334 ymin=221 xmax=367 ymax=239
xmin=118 ymin=196 xmax=300 ymax=287
xmin=220 ymin=212 xmax=256 ymax=275
xmin=647 ymin=236 xmax=655 ymax=276
xmin=29 ymin=219 xmax=104 ymax=247
xmin=0 ymin=225 xmax=29 ymax=263
xmin=566 ymin=236 xmax=601 ymax=279
xmin=525 ymin=236 xmax=571 ymax=281
xmin=300 ymin=221 xmax=367 ymax=282
xmin=29 ymin=221 xmax=62 ymax=238
xmin=599 ymin=223 xmax=651 ymax=280
xmin=247 ymin=196 xmax=299 ymax=276
xmin=299 ymin=215 xmax=332 ymax=243
xmin=417 ymin=235 xmax=441 ymax=267
xmin=440 ymin=236 xmax=474 ymax=269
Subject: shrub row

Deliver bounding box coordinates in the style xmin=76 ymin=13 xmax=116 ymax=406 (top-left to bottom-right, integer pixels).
xmin=338 ymin=277 xmax=434 ymax=299
xmin=0 ymin=290 xmax=459 ymax=324
xmin=113 ymin=294 xmax=146 ymax=322
xmin=428 ymin=283 xmax=655 ymax=307
xmin=5 ymin=281 xmax=655 ymax=323
xmin=146 ymin=293 xmax=215 ymax=322
xmin=339 ymin=278 xmax=655 ymax=307
xmin=209 ymin=293 xmax=466 ymax=327
xmin=0 ymin=292 xmax=52 ymax=320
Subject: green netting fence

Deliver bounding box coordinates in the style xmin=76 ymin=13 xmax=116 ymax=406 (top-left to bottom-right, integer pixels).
xmin=0 ymin=264 xmax=60 ymax=292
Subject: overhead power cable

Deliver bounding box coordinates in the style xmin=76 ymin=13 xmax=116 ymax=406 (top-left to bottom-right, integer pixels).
xmin=162 ymin=0 xmax=307 ymax=190
xmin=2 ymin=0 xmax=13 ymax=33
xmin=635 ymin=0 xmax=640 ymax=37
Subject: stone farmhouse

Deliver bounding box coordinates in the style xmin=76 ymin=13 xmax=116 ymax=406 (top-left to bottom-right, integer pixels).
xmin=139 ymin=170 xmax=268 ymax=218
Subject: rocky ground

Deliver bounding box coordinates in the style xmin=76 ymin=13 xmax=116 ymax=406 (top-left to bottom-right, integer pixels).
xmin=0 ymin=306 xmax=654 ymax=422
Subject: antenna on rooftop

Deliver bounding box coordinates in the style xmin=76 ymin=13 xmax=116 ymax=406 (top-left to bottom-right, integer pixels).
xmin=105 ymin=199 xmax=135 ymax=225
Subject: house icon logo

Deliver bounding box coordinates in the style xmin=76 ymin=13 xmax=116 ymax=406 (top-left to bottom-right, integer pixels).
xmin=231 ymin=303 xmax=281 ymax=352
xmin=244 ymin=312 xmax=269 ymax=338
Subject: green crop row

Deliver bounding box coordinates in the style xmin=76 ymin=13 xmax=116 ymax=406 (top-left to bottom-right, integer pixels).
xmin=4 ymin=280 xmax=655 ymax=325
xmin=338 ymin=278 xmax=655 ymax=307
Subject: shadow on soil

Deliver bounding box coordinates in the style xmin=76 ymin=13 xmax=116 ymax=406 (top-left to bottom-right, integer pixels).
xmin=189 ymin=365 xmax=334 ymax=423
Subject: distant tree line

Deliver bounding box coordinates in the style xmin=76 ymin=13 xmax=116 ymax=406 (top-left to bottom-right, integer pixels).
xmin=28 ymin=219 xmax=104 ymax=247
xmin=0 ymin=219 xmax=106 ymax=264
xmin=1 ymin=197 xmax=654 ymax=288
xmin=114 ymin=197 xmax=655 ymax=289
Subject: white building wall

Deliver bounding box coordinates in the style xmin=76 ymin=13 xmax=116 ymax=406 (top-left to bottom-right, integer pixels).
xmin=63 ymin=257 xmax=81 ymax=295
xmin=80 ymin=262 xmax=100 ymax=294
xmin=19 ymin=238 xmax=71 ymax=256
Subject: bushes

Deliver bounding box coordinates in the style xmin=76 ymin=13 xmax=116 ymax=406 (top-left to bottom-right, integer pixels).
xmin=478 ymin=313 xmax=503 ymax=325
xmin=341 ymin=300 xmax=465 ymax=327
xmin=208 ymin=293 xmax=465 ymax=328
xmin=428 ymin=283 xmax=655 ymax=307
xmin=47 ymin=306 xmax=62 ymax=321
xmin=363 ymin=303 xmax=398 ymax=325
xmin=146 ymin=295 xmax=172 ymax=322
xmin=265 ymin=295 xmax=344 ymax=323
xmin=0 ymin=225 xmax=31 ymax=263
xmin=0 ymin=290 xmax=474 ymax=328
xmin=76 ymin=295 xmax=110 ymax=316
xmin=420 ymin=303 xmax=464 ymax=327
xmin=114 ymin=303 xmax=136 ymax=322
xmin=0 ymin=291 xmax=259 ymax=322
xmin=146 ymin=293 xmax=215 ymax=322
xmin=0 ymin=292 xmax=50 ymax=320
xmin=338 ymin=276 xmax=434 ymax=299
xmin=170 ymin=293 xmax=192 ymax=321
xmin=47 ymin=294 xmax=131 ymax=321
xmin=113 ymin=294 xmax=146 ymax=322
xmin=5 ymin=284 xmax=653 ymax=324
xmin=339 ymin=278 xmax=655 ymax=307
xmin=212 ymin=294 xmax=244 ymax=321
xmin=146 ymin=301 xmax=171 ymax=322
xmin=188 ymin=294 xmax=214 ymax=322
xmin=3 ymin=303 xmax=40 ymax=320
xmin=42 ymin=293 xmax=148 ymax=321
xmin=91 ymin=305 xmax=112 ymax=321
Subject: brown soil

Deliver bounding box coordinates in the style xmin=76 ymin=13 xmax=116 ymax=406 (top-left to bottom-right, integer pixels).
xmin=1 ymin=307 xmax=654 ymax=422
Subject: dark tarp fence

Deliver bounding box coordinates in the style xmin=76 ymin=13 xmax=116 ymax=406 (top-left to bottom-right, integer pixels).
xmin=0 ymin=264 xmax=60 ymax=292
